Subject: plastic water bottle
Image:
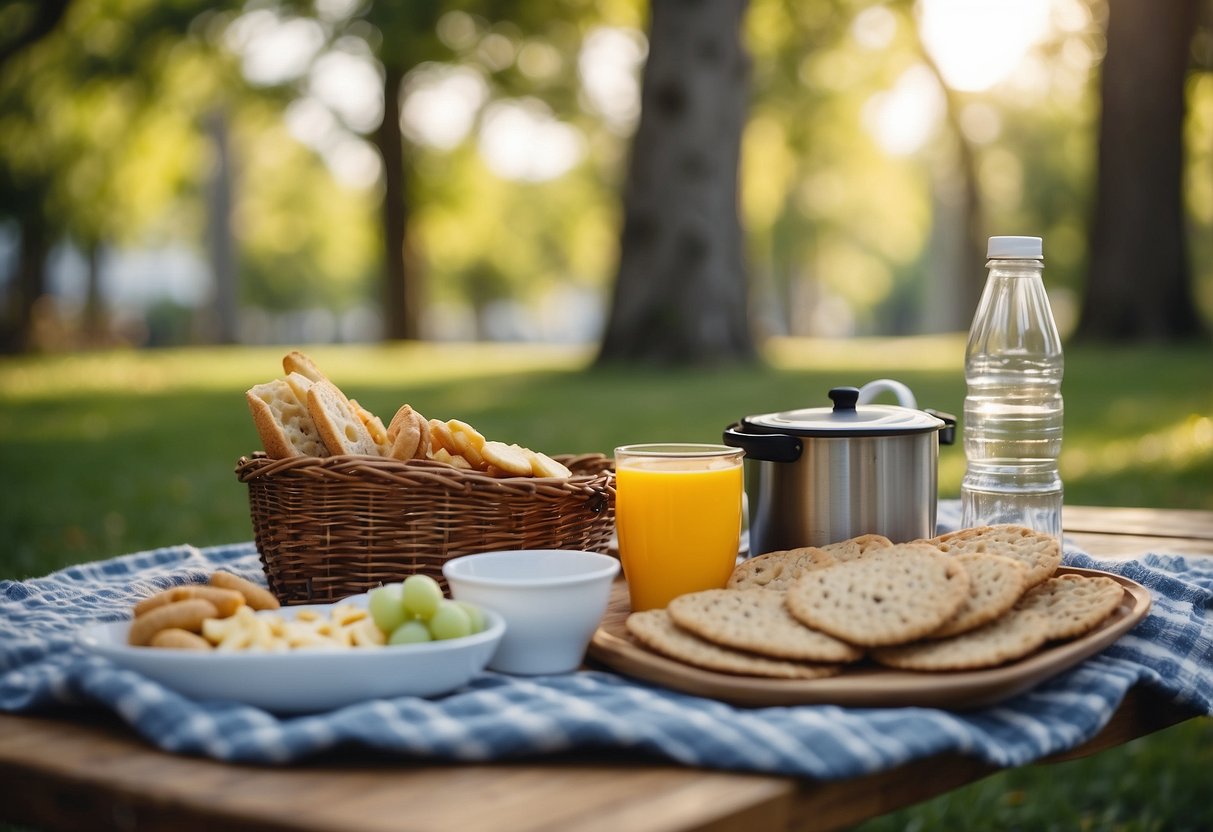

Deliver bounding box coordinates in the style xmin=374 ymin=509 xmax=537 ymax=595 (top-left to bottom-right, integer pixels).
xmin=961 ymin=236 xmax=1064 ymax=538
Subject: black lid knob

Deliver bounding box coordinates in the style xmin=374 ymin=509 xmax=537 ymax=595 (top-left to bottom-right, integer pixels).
xmin=828 ymin=387 xmax=860 ymax=412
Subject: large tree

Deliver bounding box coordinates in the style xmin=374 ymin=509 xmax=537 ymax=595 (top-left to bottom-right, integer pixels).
xmin=1075 ymin=0 xmax=1207 ymax=341
xmin=597 ymin=0 xmax=756 ymax=366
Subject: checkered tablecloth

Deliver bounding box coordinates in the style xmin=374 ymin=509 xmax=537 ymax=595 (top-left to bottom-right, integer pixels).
xmin=2 ymin=504 xmax=1210 ymax=776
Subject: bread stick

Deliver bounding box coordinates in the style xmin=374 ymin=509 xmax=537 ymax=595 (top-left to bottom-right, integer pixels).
xmin=210 ymin=571 xmax=280 ymax=610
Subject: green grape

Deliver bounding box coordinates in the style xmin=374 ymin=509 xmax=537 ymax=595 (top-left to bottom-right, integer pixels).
xmin=388 ymin=620 xmax=433 ymax=645
xmin=428 ymin=600 xmax=472 ymax=640
xmin=453 ymin=600 xmax=486 ymax=634
xmin=401 ymin=574 xmax=444 ymax=619
xmin=368 ymin=584 xmax=408 ymax=634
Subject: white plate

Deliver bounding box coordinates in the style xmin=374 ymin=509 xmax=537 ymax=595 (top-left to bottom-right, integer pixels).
xmin=76 ymin=594 xmax=505 ymax=713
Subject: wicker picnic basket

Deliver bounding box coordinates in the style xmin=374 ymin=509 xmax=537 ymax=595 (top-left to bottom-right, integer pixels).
xmin=235 ymin=452 xmax=615 ymax=605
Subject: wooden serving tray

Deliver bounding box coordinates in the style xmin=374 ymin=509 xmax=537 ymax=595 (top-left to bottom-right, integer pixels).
xmin=586 ymin=567 xmax=1151 ymax=710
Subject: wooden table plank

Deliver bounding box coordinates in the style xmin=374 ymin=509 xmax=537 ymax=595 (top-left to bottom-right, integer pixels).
xmin=0 ymin=506 xmax=1209 ymax=832
xmin=1066 ymin=505 xmax=1213 ymax=541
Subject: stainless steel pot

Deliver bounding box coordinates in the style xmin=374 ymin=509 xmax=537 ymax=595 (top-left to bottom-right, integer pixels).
xmin=723 ymin=385 xmax=956 ymax=554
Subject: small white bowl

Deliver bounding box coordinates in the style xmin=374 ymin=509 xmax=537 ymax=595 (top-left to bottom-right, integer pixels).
xmin=443 ymin=549 xmax=620 ymax=675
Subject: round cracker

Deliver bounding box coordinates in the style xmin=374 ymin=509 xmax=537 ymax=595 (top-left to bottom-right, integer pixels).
xmin=1013 ymin=574 xmax=1124 ymax=640
xmin=785 ymin=544 xmax=970 ymax=647
xmin=871 ymin=608 xmax=1050 ymax=671
xmin=482 ymin=441 xmax=533 ymax=477
xmin=525 ymin=449 xmax=572 ymax=478
xmin=931 ymin=553 xmax=1029 ymax=638
xmin=447 ymin=420 xmax=486 ymax=469
xmin=625 ymin=609 xmax=840 ymax=680
xmin=727 ymin=547 xmax=836 ymax=592
xmin=667 ymin=589 xmax=863 ymax=663
xmin=822 ymin=533 xmax=895 ymax=562
xmin=927 ymin=525 xmax=1061 ymax=588
xmin=427 ymin=419 xmax=456 ymax=454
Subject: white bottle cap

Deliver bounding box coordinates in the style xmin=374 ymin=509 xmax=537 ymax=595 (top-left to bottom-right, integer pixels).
xmin=987 ymin=236 xmax=1043 ymax=259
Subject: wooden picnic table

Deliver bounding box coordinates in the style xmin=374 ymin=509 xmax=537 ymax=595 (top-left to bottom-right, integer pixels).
xmin=1 ymin=505 xmax=1210 ymax=832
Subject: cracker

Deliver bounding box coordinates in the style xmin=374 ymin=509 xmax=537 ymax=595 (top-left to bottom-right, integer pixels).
xmin=871 ymin=608 xmax=1050 ymax=671
xmin=668 ymin=589 xmax=863 ymax=663
xmin=427 ymin=418 xmax=456 ymax=455
xmin=306 ymin=379 xmax=380 ymax=456
xmin=482 ymin=441 xmax=533 ymax=477
xmin=524 ymin=448 xmax=572 ymax=478
xmin=1013 ymin=574 xmax=1124 ymax=640
xmin=823 ymin=534 xmax=895 ymax=562
xmin=447 ymin=419 xmax=487 ymax=469
xmin=625 ymin=609 xmax=841 ymax=680
xmin=727 ymin=546 xmax=836 ymax=592
xmin=926 ymin=525 xmax=1061 ymax=588
xmin=785 ymin=544 xmax=970 ymax=647
xmin=931 ymin=553 xmax=1029 ymax=638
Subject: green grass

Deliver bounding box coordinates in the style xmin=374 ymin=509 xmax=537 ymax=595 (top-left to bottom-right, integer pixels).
xmin=2 ymin=338 xmax=1210 ymax=577
xmin=1 ymin=338 xmax=1211 ymax=830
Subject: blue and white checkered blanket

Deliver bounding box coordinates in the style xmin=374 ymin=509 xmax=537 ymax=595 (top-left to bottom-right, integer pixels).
xmin=2 ymin=507 xmax=1211 ymax=777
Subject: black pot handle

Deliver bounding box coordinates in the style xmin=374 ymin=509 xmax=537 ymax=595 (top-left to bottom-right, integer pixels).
xmin=722 ymin=423 xmax=803 ymax=462
xmin=925 ymin=409 xmax=957 ymax=446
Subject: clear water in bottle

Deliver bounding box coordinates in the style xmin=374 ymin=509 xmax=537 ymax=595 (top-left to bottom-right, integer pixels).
xmin=961 ymin=237 xmax=1064 ymax=538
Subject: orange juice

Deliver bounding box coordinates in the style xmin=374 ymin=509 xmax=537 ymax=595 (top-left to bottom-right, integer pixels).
xmin=615 ymin=448 xmax=744 ymax=611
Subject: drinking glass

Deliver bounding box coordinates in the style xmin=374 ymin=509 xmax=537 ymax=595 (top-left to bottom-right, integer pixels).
xmin=614 ymin=444 xmax=745 ymax=611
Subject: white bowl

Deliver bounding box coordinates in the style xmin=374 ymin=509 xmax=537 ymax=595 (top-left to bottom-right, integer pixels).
xmin=443 ymin=549 xmax=620 ymax=675
xmin=77 ymin=594 xmax=505 ymax=713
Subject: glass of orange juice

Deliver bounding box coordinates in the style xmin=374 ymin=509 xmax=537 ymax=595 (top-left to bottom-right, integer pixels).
xmin=614 ymin=444 xmax=745 ymax=611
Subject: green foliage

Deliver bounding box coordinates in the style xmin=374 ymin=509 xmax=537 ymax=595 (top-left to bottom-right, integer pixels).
xmin=232 ymin=101 xmax=379 ymax=311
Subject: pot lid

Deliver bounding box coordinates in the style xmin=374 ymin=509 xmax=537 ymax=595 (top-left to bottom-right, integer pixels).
xmin=744 ymin=387 xmax=945 ymax=437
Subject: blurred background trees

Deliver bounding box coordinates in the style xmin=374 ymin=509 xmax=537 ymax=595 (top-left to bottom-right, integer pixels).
xmin=1 ymin=0 xmax=1210 ymax=359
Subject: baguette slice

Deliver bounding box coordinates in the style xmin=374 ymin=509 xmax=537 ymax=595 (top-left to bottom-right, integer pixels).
xmin=350 ymin=398 xmax=390 ymax=454
xmin=307 ymin=379 xmax=380 ymax=456
xmin=246 ymin=378 xmax=328 ymax=458
xmin=282 ymin=350 xmax=327 ymax=383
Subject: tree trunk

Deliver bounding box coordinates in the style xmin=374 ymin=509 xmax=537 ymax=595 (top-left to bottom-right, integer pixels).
xmin=83 ymin=241 xmax=104 ymax=345
xmin=596 ymin=0 xmax=755 ymax=366
xmin=914 ymin=26 xmax=985 ymax=334
xmin=205 ymin=110 xmax=239 ymax=344
xmin=1075 ymin=0 xmax=1206 ymax=342
xmin=2 ymin=215 xmax=50 ymax=353
xmin=377 ymin=63 xmax=420 ymax=341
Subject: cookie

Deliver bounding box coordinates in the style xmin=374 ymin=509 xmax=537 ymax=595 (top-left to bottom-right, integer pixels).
xmin=625 ymin=609 xmax=841 ymax=680
xmin=726 ymin=546 xmax=836 ymax=592
xmin=785 ymin=544 xmax=970 ymax=647
xmin=871 ymin=608 xmax=1050 ymax=671
xmin=925 ymin=525 xmax=1061 ymax=588
xmin=1013 ymin=574 xmax=1124 ymax=640
xmin=931 ymin=553 xmax=1029 ymax=638
xmin=667 ymin=589 xmax=863 ymax=663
